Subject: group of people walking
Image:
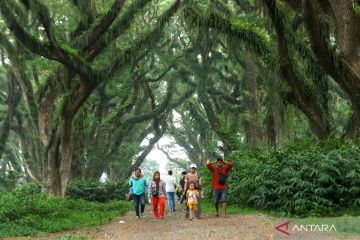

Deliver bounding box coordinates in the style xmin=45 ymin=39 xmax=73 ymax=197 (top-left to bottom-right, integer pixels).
xmin=128 ymin=157 xmax=233 ymax=220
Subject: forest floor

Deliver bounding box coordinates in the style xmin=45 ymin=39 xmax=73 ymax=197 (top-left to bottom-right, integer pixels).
xmin=4 ymin=203 xmax=360 ymax=240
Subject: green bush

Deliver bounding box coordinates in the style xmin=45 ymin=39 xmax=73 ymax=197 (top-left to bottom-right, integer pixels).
xmin=6 ymin=180 xmax=129 ymax=202
xmin=201 ymin=139 xmax=360 ymax=217
xmin=0 ymin=186 xmax=132 ymax=237
xmin=0 ymin=170 xmax=22 ymax=191
xmin=12 ymin=182 xmax=42 ymax=195
xmin=66 ymin=180 xmax=128 ymax=202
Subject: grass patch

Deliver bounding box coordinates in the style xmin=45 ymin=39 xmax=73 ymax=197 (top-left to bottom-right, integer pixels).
xmin=201 ymin=200 xmax=286 ymax=217
xmin=0 ymin=187 xmax=132 ymax=238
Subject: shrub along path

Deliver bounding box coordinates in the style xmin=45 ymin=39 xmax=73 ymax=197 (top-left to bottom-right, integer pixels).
xmin=4 ymin=203 xmax=360 ymax=240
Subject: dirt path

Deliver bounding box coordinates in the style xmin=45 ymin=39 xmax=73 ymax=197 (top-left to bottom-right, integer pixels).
xmin=85 ymin=208 xmax=275 ymax=240
xmin=58 ymin=206 xmax=274 ymax=240
xmin=5 ymin=204 xmax=360 ymax=240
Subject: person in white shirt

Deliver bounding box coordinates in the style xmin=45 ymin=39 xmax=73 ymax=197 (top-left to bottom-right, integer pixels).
xmin=165 ymin=170 xmax=176 ymax=212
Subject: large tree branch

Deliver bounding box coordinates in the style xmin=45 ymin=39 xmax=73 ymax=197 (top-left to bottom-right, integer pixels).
xmin=0 ymin=1 xmax=53 ymax=58
xmin=0 ymin=75 xmax=21 ymax=159
xmin=79 ymin=0 xmax=127 ymax=54
xmin=125 ymin=80 xmax=175 ymax=124
xmin=167 ymin=123 xmax=198 ymax=162
xmin=302 ymin=0 xmax=360 ymax=139
xmin=264 ymin=0 xmax=331 ymax=140
xmin=139 ymin=85 xmax=193 ymax=130
xmin=102 ymin=0 xmax=181 ymax=78
xmin=142 ymin=64 xmax=175 ymax=83
xmin=127 ymin=118 xmax=167 ymax=176
xmin=197 ymin=69 xmax=240 ymax=153
xmin=185 ymin=5 xmax=270 ymax=56
xmin=302 ymin=0 xmax=360 ymax=86
xmin=20 ymin=0 xmax=58 ymax=46
xmin=60 ymin=0 xmax=182 ymax=120
xmin=83 ymin=0 xmax=153 ymax=58
xmin=178 ymin=64 xmax=241 ymax=105
xmin=70 ymin=0 xmax=96 ymax=38
xmin=328 ymin=0 xmax=360 ymax=56
xmin=0 ymin=33 xmax=39 ymax=126
xmin=0 ymin=1 xmax=99 ymax=82
xmin=111 ymin=86 xmax=194 ymax=153
xmin=106 ymin=83 xmax=140 ymax=127
xmin=207 ymin=86 xmax=242 ymax=105
xmin=156 ymin=144 xmax=189 ymax=170
xmin=38 ymin=0 xmax=136 ymax=106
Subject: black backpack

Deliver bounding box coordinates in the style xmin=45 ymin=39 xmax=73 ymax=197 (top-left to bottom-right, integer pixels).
xmin=218 ymin=167 xmax=228 ymax=185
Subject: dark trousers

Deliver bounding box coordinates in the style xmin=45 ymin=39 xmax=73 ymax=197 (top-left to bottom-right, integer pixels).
xmin=132 ymin=193 xmax=145 ymax=217
xmin=176 ymin=191 xmax=182 ymax=201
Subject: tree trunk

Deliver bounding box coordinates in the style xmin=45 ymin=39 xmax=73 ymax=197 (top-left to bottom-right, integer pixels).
xmin=16 ymin=128 xmax=41 ymax=181
xmin=268 ymin=96 xmax=288 ymax=147
xmin=42 ymin=129 xmax=62 ymax=196
xmin=60 ymin=117 xmax=73 ymax=196
xmin=243 ymin=50 xmax=266 ymax=148
xmin=70 ymin=140 xmax=85 ymax=181
xmin=39 ymin=70 xmax=74 ymax=196
xmin=109 ymin=165 xmax=120 ymax=182
xmin=266 ymin=109 xmax=276 ymax=146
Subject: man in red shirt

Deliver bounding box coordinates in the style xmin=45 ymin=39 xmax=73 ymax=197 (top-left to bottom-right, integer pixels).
xmin=207 ymin=157 xmax=233 ymax=218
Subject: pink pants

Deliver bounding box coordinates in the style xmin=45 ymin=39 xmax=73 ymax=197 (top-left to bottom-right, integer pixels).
xmin=151 ymin=196 xmax=165 ymax=218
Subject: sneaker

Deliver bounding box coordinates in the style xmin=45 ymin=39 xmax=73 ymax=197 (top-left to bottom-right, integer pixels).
xmin=135 ymin=216 xmax=140 ymax=220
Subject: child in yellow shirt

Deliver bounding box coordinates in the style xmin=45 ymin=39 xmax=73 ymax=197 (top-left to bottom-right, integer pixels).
xmin=186 ymin=182 xmax=199 ymax=220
